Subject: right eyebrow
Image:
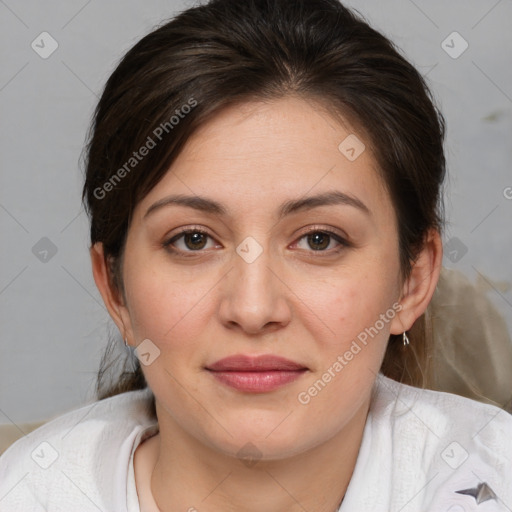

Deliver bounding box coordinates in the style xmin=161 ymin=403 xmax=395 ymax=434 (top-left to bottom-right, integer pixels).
xmin=144 ymin=194 xmax=226 ymax=219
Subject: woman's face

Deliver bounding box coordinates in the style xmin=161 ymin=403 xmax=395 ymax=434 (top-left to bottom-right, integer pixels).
xmin=114 ymin=96 xmax=406 ymax=459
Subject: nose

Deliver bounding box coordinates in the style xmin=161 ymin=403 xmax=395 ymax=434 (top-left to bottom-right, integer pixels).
xmin=217 ymin=243 xmax=292 ymax=335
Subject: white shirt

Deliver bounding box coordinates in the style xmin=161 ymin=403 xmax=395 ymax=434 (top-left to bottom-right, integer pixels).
xmin=0 ymin=373 xmax=510 ymax=511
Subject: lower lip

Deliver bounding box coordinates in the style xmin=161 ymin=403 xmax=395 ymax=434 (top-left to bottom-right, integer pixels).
xmin=207 ymin=370 xmax=307 ymax=393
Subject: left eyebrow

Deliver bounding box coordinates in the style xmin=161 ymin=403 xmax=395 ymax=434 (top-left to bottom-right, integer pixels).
xmin=276 ymin=190 xmax=371 ymax=220
xmin=143 ymin=190 xmax=371 ymax=220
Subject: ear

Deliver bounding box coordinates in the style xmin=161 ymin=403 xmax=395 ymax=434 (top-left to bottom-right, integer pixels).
xmin=90 ymin=242 xmax=135 ymax=345
xmin=390 ymin=228 xmax=443 ymax=334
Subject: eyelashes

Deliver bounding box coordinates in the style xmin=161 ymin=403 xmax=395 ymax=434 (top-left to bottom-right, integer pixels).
xmin=163 ymin=228 xmax=215 ymax=252
xmin=292 ymin=230 xmax=349 ymax=253
xmin=162 ymin=226 xmax=350 ymax=257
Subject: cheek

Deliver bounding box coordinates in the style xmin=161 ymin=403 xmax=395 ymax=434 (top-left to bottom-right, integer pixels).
xmin=307 ymin=270 xmax=397 ymax=339
xmin=124 ymin=268 xmax=215 ymax=346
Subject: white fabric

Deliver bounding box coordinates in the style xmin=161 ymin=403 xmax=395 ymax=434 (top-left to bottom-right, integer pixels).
xmin=0 ymin=374 xmax=510 ymax=511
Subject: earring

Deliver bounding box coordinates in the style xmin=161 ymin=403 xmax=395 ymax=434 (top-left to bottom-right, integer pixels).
xmin=402 ymin=331 xmax=410 ymax=346
xmin=124 ymin=338 xmax=134 ymax=353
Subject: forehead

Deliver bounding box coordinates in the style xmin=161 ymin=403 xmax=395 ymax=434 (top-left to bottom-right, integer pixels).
xmin=136 ymin=96 xmax=392 ymax=221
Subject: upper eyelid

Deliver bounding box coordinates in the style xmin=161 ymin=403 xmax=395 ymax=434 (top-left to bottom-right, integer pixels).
xmin=165 ymin=226 xmax=348 ymax=251
xmin=295 ymin=224 xmax=348 ymax=240
xmin=165 ymin=227 xmax=216 ymax=245
xmin=168 ymin=224 xmax=347 ymax=239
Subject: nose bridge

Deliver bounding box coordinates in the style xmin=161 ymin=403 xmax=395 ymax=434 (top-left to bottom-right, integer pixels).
xmin=219 ymin=236 xmax=290 ymax=332
xmin=233 ymin=237 xmax=275 ymax=309
xmin=236 ymin=246 xmax=272 ymax=295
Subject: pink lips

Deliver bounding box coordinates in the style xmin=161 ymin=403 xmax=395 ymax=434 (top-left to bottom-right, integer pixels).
xmin=206 ymin=355 xmax=308 ymax=393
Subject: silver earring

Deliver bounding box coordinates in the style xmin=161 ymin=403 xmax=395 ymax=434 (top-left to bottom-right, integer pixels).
xmin=124 ymin=338 xmax=133 ymax=353
xmin=402 ymin=331 xmax=410 ymax=346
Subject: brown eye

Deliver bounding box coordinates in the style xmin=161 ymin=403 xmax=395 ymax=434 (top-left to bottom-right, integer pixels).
xmin=306 ymin=232 xmax=331 ymax=251
xmin=294 ymin=229 xmax=348 ymax=253
xmin=183 ymin=231 xmax=208 ymax=250
xmin=164 ymin=229 xmax=218 ymax=254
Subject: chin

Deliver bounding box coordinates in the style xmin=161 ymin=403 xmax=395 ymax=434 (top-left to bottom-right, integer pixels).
xmin=202 ymin=419 xmax=325 ymax=463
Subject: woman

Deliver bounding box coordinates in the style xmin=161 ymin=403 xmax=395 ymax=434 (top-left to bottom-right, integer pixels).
xmin=1 ymin=0 xmax=510 ymax=510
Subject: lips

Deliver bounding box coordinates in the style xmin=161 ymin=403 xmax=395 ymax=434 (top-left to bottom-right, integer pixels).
xmin=207 ymin=354 xmax=307 ymax=372
xmin=206 ymin=354 xmax=308 ymax=393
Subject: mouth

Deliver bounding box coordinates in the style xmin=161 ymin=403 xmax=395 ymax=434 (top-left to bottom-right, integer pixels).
xmin=205 ymin=354 xmax=309 ymax=393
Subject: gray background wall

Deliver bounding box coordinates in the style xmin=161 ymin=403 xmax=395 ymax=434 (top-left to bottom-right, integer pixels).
xmin=1 ymin=0 xmax=511 ymax=426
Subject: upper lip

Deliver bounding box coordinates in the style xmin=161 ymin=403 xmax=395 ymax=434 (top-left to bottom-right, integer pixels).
xmin=206 ymin=354 xmax=308 ymax=372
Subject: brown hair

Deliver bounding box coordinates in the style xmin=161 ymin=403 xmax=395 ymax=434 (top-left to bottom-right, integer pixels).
xmin=82 ymin=0 xmax=446 ymax=413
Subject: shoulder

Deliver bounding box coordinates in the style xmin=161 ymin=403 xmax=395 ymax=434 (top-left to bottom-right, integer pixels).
xmin=0 ymin=388 xmax=156 ymax=511
xmin=374 ymin=374 xmax=512 ymax=445
xmin=372 ymin=374 xmax=512 ymax=508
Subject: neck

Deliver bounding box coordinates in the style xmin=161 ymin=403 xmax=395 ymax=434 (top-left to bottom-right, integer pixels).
xmin=146 ymin=397 xmax=370 ymax=512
